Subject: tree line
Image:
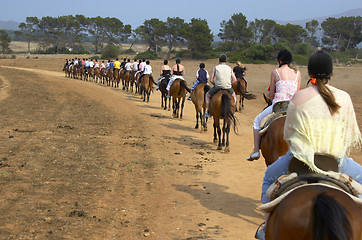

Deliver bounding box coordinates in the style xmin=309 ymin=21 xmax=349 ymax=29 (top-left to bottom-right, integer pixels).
xmin=1 ymin=13 xmax=361 ymax=63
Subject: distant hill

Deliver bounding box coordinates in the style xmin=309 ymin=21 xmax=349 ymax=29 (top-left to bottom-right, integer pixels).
xmin=0 ymin=20 xmax=20 ymax=30
xmin=276 ymin=8 xmax=362 ymax=26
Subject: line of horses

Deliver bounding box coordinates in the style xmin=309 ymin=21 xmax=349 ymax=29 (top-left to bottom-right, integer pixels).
xmin=63 ymin=65 xmax=361 ymax=239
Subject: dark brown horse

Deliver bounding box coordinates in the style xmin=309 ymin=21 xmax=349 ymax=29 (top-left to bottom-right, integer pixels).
xmin=159 ymin=75 xmax=171 ymax=110
xmin=88 ymin=67 xmax=94 ymax=82
xmin=169 ymin=79 xmax=189 ymax=118
xmin=135 ymin=72 xmax=141 ymax=94
xmin=141 ymin=74 xmax=154 ymax=102
xmin=260 ymin=93 xmax=289 ymax=166
xmin=266 ymin=184 xmax=361 ymax=240
xmin=232 ymin=77 xmax=256 ymax=111
xmin=208 ymin=90 xmax=238 ymax=152
xmin=191 ymin=83 xmax=210 ymax=130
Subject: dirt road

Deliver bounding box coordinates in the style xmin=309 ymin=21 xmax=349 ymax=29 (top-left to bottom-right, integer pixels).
xmin=0 ymin=58 xmax=361 ymax=240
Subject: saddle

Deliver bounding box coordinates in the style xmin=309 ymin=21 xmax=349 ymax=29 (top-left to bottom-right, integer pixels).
xmin=259 ymin=154 xmax=362 ymax=213
xmin=259 ymin=101 xmax=289 ymax=136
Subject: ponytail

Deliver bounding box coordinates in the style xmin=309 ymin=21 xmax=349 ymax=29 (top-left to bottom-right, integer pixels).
xmin=307 ymin=76 xmax=340 ymax=115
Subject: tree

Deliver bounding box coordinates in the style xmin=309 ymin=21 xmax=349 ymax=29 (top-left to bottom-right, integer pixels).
xmin=218 ymin=13 xmax=252 ymax=51
xmin=165 ymin=17 xmax=187 ymax=56
xmin=101 ymin=17 xmax=131 ymax=46
xmin=249 ymin=19 xmax=277 ymax=44
xmin=135 ymin=18 xmax=166 ymax=52
xmin=88 ymin=16 xmax=106 ymax=53
xmin=305 ymin=20 xmax=320 ymax=47
xmin=274 ymin=23 xmax=307 ymax=48
xmin=19 ymin=17 xmax=39 ymax=54
xmin=321 ymin=16 xmax=362 ymax=51
xmin=0 ymin=30 xmax=12 ymax=54
xmin=185 ymin=18 xmax=213 ymax=59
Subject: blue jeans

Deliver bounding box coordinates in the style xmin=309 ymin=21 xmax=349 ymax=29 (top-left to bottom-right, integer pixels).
xmin=261 ymin=151 xmax=362 ymax=203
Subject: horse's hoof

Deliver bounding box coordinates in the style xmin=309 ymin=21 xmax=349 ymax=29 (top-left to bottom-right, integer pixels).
xmin=224 ymin=147 xmax=230 ymax=153
xmin=217 ymin=146 xmax=222 ymax=150
xmin=195 ymin=126 xmax=199 ymax=129
xmin=213 ymin=139 xmax=218 ymax=143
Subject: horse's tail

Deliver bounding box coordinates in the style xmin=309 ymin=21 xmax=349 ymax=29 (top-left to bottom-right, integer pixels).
xmin=313 ymin=193 xmax=352 ymax=240
xmin=179 ymin=80 xmax=191 ymax=95
xmin=150 ymin=75 xmax=157 ymax=85
xmin=203 ymin=84 xmax=210 ymax=95
xmin=221 ymin=94 xmax=238 ymax=133
xmin=237 ymin=80 xmax=256 ymax=100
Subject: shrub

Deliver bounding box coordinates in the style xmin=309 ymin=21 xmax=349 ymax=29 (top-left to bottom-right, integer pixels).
xmin=135 ymin=50 xmax=158 ymax=60
xmin=121 ymin=48 xmax=136 ymax=55
xmin=101 ymin=44 xmax=120 ymax=59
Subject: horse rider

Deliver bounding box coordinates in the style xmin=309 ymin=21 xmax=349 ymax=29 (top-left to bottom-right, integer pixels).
xmin=84 ymin=58 xmax=90 ymax=73
xmin=114 ymin=58 xmax=121 ymax=72
xmin=254 ymin=50 xmax=362 ymax=240
xmin=187 ymin=62 xmax=209 ymax=100
xmin=120 ymin=58 xmax=127 ymax=71
xmin=204 ymin=54 xmax=237 ymax=118
xmin=247 ymin=50 xmax=301 ymax=161
xmin=166 ymin=58 xmax=187 ymax=98
xmin=233 ymin=61 xmax=247 ymax=87
xmin=124 ymin=59 xmax=133 ymax=78
xmin=156 ymin=59 xmax=172 ymax=90
xmin=139 ymin=60 xmax=152 ymax=83
xmin=89 ymin=59 xmax=94 ymax=69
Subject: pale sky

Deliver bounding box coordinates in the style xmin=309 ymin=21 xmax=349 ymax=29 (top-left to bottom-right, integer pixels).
xmin=2 ymin=0 xmax=361 ymax=35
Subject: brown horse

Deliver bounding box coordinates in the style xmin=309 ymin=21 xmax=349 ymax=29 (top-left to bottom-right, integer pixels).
xmin=100 ymin=68 xmax=107 ymax=84
xmin=265 ymin=184 xmax=361 ymax=240
xmin=106 ymin=68 xmax=113 ymax=86
xmin=112 ymin=69 xmax=119 ymax=88
xmin=94 ymin=68 xmax=100 ymax=83
xmin=208 ymin=90 xmax=237 ymax=152
xmin=135 ymin=72 xmax=141 ymax=94
xmin=78 ymin=66 xmax=85 ymax=80
xmin=159 ymin=75 xmax=171 ymax=111
xmin=169 ymin=79 xmax=189 ymax=118
xmin=260 ymin=93 xmax=289 ymax=166
xmin=88 ymin=67 xmax=94 ymax=82
xmin=123 ymin=71 xmax=131 ymax=91
xmin=232 ymin=77 xmax=256 ymax=111
xmin=191 ymin=83 xmax=210 ymax=130
xmin=141 ymin=74 xmax=154 ymax=102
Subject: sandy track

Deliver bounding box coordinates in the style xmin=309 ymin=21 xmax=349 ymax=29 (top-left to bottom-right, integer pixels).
xmin=0 ymin=61 xmax=361 ymax=239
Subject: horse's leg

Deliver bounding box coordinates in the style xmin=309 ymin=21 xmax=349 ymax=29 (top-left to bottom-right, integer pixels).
xmin=239 ymin=96 xmax=242 ymax=111
xmin=195 ymin=111 xmax=199 ymax=129
xmin=224 ymin=121 xmax=231 ymax=153
xmin=242 ymin=96 xmax=245 ymax=109
xmin=180 ymin=97 xmax=185 ymax=119
xmin=217 ymin=120 xmax=222 ymax=150
xmin=221 ymin=119 xmax=226 ymax=147
xmin=212 ymin=122 xmax=217 ymax=143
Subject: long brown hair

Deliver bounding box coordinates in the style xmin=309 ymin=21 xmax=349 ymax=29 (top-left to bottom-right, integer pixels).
xmin=307 ymin=75 xmax=340 ymax=115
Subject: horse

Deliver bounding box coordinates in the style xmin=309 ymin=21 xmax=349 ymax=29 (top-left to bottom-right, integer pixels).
xmin=123 ymin=71 xmax=131 ymax=91
xmin=169 ymin=79 xmax=189 ymax=118
xmin=265 ymin=184 xmax=361 ymax=239
xmin=78 ymin=66 xmax=85 ymax=80
xmin=94 ymin=68 xmax=100 ymax=83
xmin=260 ymin=93 xmax=289 ymax=166
xmin=88 ymin=67 xmax=94 ymax=82
xmin=100 ymin=68 xmax=107 ymax=84
xmin=112 ymin=69 xmax=119 ymax=88
xmin=135 ymin=72 xmax=141 ymax=94
xmin=72 ymin=66 xmax=78 ymax=79
xmin=63 ymin=65 xmax=70 ymax=77
xmin=106 ymin=68 xmax=113 ymax=87
xmin=129 ymin=71 xmax=136 ymax=92
xmin=191 ymin=83 xmax=210 ymax=130
xmin=232 ymin=77 xmax=256 ymax=111
xmin=159 ymin=75 xmax=171 ymax=111
xmin=141 ymin=74 xmax=154 ymax=102
xmin=208 ymin=90 xmax=237 ymax=152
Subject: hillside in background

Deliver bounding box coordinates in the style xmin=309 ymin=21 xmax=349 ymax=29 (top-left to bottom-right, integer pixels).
xmin=276 ymin=8 xmax=362 ymax=26
xmin=0 ymin=20 xmax=20 ymax=30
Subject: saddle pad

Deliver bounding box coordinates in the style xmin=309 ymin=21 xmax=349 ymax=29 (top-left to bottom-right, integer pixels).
xmin=259 ymin=113 xmax=286 ymax=136
xmin=260 ymin=182 xmax=362 ymax=213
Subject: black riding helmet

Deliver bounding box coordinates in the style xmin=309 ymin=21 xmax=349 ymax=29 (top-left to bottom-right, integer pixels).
xmin=308 ymin=50 xmax=333 ymax=78
xmin=277 ymin=49 xmax=292 ymax=64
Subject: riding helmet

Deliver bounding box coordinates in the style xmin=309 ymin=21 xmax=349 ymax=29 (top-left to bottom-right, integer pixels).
xmin=308 ymin=50 xmax=333 ymax=78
